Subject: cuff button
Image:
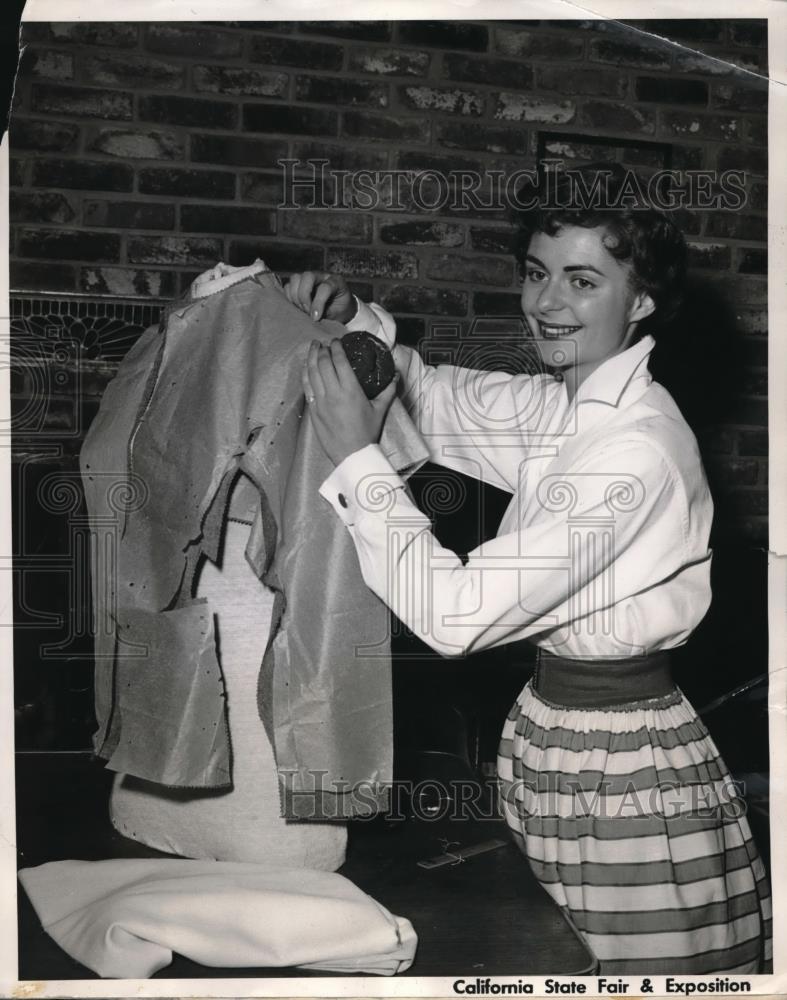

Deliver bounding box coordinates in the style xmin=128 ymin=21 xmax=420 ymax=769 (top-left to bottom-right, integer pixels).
xmin=338 ymin=492 xmax=348 ymax=509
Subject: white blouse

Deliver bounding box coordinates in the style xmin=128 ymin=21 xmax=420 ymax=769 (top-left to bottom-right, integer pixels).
xmin=319 ymin=301 xmax=713 ymax=660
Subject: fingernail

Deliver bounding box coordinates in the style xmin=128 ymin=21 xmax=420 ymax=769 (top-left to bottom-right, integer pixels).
xmin=312 ymin=309 xmax=319 ymax=320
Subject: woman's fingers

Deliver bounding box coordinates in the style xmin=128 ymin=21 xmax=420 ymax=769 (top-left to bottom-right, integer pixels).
xmin=328 ymin=338 xmax=358 ymax=391
xmin=305 ymin=340 xmax=327 ymax=400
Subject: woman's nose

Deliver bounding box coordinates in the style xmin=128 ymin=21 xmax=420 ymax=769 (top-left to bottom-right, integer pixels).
xmin=536 ymin=279 xmax=563 ymax=312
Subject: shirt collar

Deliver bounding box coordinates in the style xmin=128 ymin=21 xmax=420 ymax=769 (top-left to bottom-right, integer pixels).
xmin=572 ymin=334 xmax=655 ymax=409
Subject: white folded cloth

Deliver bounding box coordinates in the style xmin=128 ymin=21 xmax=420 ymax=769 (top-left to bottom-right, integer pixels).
xmin=19 ymin=859 xmax=417 ymax=979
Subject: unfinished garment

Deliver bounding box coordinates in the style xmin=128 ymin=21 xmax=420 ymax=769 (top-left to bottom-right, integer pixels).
xmin=19 ymin=857 xmax=418 ymax=978
xmin=80 ymin=262 xmax=428 ymax=822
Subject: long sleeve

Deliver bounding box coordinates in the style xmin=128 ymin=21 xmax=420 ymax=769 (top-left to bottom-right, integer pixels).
xmin=318 ymin=437 xmax=701 ymax=659
xmin=346 ymin=298 xmax=555 ymax=493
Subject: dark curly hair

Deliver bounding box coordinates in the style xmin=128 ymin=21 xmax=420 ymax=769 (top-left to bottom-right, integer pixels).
xmin=513 ymin=163 xmax=687 ymax=339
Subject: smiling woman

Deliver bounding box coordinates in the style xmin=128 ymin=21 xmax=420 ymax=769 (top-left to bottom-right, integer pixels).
xmin=285 ymin=161 xmax=770 ymax=975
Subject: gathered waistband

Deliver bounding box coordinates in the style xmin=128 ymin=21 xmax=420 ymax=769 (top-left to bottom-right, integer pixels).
xmin=532 ymin=649 xmax=676 ymax=709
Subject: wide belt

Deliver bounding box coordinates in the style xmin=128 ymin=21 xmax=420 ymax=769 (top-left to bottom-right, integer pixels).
xmin=532 ymin=649 xmax=676 ymax=709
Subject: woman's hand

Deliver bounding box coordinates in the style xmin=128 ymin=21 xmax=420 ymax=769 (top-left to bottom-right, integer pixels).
xmin=286 ymin=272 xmax=357 ymax=324
xmin=303 ymin=339 xmax=398 ymax=466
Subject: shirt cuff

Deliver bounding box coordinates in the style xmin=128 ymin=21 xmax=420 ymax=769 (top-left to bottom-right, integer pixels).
xmin=319 ymin=444 xmax=406 ymax=527
xmin=345 ymin=298 xmax=396 ymax=349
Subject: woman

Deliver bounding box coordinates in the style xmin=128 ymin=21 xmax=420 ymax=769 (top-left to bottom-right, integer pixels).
xmin=287 ymin=164 xmax=772 ymax=974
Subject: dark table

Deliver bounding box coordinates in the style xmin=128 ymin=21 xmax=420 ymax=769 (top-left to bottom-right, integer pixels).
xmin=16 ymin=752 xmax=595 ymax=980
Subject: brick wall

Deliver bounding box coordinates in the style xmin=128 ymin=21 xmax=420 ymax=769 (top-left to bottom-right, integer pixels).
xmin=9 ymin=17 xmax=768 ymax=547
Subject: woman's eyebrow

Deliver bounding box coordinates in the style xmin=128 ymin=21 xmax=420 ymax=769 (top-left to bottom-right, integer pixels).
xmin=525 ymin=254 xmax=605 ymax=276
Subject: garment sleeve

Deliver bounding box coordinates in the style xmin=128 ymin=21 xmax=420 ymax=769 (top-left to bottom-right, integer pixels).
xmin=346 ymin=298 xmax=546 ymax=493
xmin=319 ymin=439 xmax=692 ymax=658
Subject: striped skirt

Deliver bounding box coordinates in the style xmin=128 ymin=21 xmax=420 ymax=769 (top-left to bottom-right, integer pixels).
xmin=497 ymin=680 xmax=772 ymax=975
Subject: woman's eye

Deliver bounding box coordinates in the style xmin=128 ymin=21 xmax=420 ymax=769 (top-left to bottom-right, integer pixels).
xmin=571 ymin=276 xmax=596 ymax=290
xmin=526 ymin=269 xmax=546 ymax=282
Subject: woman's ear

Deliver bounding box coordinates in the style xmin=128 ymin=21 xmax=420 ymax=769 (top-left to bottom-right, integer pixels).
xmin=628 ymin=291 xmax=656 ymax=326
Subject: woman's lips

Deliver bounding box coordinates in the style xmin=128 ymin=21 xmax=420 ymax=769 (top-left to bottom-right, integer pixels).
xmin=536 ymin=320 xmax=582 ymax=338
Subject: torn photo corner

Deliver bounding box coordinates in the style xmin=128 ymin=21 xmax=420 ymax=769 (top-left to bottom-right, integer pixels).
xmin=1 ymin=0 xmax=785 ymax=997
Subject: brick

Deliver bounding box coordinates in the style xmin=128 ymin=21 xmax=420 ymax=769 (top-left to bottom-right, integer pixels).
xmin=228 ymin=241 xmax=325 ymax=273
xmin=697 ymin=427 xmax=734 ymax=454
xmin=398 ymin=22 xmax=488 ymax=52
xmin=24 ymin=22 xmax=138 ymax=47
xmin=391 ymin=316 xmax=426 ymax=345
xmin=738 ymin=430 xmax=767 ymax=456
xmin=579 ymin=100 xmax=655 ymax=134
xmin=32 ymin=84 xmax=132 ymax=120
xmin=128 ymin=236 xmax=223 ymax=266
xmin=469 ymin=227 xmax=517 ymax=255
xmin=241 ymin=172 xmax=285 ymax=205
xmin=299 ymin=21 xmax=391 ymax=42
xmin=325 ymin=248 xmax=417 ymax=280
xmin=18 ymin=227 xmax=121 ymax=262
xmin=31 ymin=158 xmax=133 ymax=192
xmin=181 ymin=205 xmax=276 ymax=236
xmin=736 ymin=309 xmax=767 ymax=336
xmin=295 ymin=75 xmax=388 ymax=108
xmin=635 ymin=77 xmax=708 ymax=105
xmin=10 ymin=260 xmax=75 ymax=292
xmin=343 ymin=110 xmax=430 ymax=143
xmin=726 ymin=397 xmax=768 ymax=427
xmin=139 ymin=95 xmax=236 ymax=129
xmin=671 ymin=145 xmax=705 ymax=170
xmin=380 ymin=221 xmax=465 ymax=248
xmin=738 ymin=249 xmax=767 ymax=275
xmin=397 ymin=150 xmax=484 ymax=175
xmin=541 ymin=137 xmax=615 ymax=163
xmin=378 ymin=285 xmax=467 ymax=316
xmin=280 ymin=211 xmax=372 ymax=244
xmin=717 ymin=147 xmax=766 ymax=176
xmin=9 ymin=119 xmax=79 ymax=153
xmin=713 ymin=83 xmax=767 ymax=112
xmin=730 ymin=276 xmax=767 ymax=308
xmin=725 ymin=490 xmax=768 ymax=515
xmin=249 ymin=36 xmax=343 ymax=71
xmin=626 ymin=19 xmax=724 ymax=43
xmin=687 ymin=243 xmax=731 ymax=270
xmin=10 ymin=192 xmax=76 ymax=225
xmin=83 ymin=55 xmax=185 ymax=90
xmin=706 ymin=456 xmax=759 ymax=486
xmin=537 ymin=66 xmax=626 ymax=98
xmin=88 ymin=128 xmax=184 ymax=160
xmin=495 ymin=93 xmax=575 ymax=124
xmin=10 ymin=161 xmax=25 ymax=187
xmin=81 ymin=266 xmax=175 ymax=298
xmin=472 ymin=291 xmax=521 ymax=315
xmin=436 ymin=121 xmax=527 ymax=155
xmin=19 ymin=49 xmax=74 ymax=80
xmin=589 ymin=38 xmax=672 ymax=71
xmin=83 ymin=200 xmax=175 ymax=230
xmin=673 ymin=50 xmax=749 ymax=77
xmin=425 ymin=253 xmax=512 ymax=286
xmin=749 ymin=183 xmax=767 ymax=211
xmin=193 ymin=66 xmax=288 ymax=98
xmin=739 ymin=370 xmax=768 ymax=396
xmin=138 ymin=168 xmax=235 ymax=200
xmin=349 ymin=48 xmax=430 ymax=77
xmin=660 ymin=111 xmax=740 ymax=142
xmin=400 ymin=85 xmax=484 ymax=116
xmin=494 ymin=27 xmax=583 ymax=60
xmin=706 ymin=213 xmax=766 ymax=241
xmin=443 ymin=54 xmax=533 ymax=89
xmin=145 ymin=24 xmax=242 ymax=58
xmin=746 ymin=119 xmax=767 ymax=146
xmin=728 ymin=20 xmax=767 ymax=47
xmin=191 ymin=134 xmax=288 ymax=169
xmin=291 ymin=141 xmax=388 ymax=172
xmin=243 ymin=104 xmax=338 ymax=136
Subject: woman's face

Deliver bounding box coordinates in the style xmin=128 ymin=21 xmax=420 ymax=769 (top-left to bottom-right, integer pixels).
xmin=520 ymin=224 xmax=655 ymax=386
